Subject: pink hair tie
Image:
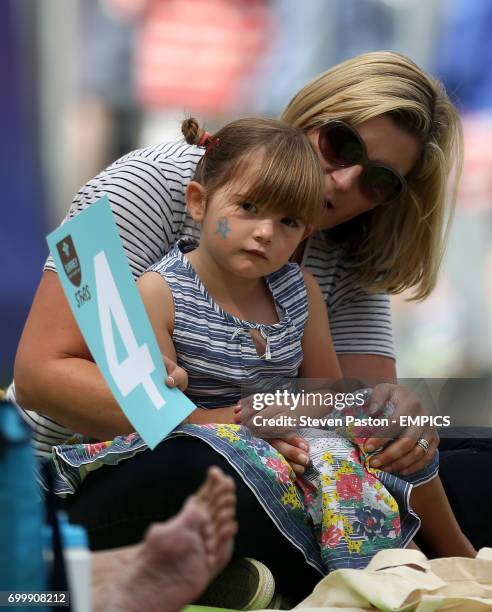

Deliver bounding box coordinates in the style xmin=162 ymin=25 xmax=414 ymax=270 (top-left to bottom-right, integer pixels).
xmin=205 ymin=136 xmax=220 ymax=156
xmin=198 ymin=131 xmax=211 ymax=147
xmin=197 ymin=131 xmax=220 ymax=155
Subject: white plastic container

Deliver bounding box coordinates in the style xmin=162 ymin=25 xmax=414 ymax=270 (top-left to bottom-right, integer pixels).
xmin=43 ymin=513 xmax=92 ymax=612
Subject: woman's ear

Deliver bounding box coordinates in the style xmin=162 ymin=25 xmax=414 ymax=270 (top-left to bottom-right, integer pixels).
xmin=185 ymin=181 xmax=207 ymax=221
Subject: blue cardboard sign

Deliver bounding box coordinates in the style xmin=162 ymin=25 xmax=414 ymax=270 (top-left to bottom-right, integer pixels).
xmin=46 ymin=196 xmax=196 ymax=448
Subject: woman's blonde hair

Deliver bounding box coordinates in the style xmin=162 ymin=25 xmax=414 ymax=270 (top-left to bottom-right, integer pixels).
xmin=182 ymin=117 xmax=325 ymax=227
xmin=282 ymin=51 xmax=463 ymax=300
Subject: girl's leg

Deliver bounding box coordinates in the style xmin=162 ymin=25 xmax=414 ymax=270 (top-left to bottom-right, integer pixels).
xmin=410 ymin=476 xmax=476 ymax=558
xmin=64 ymin=436 xmax=322 ymax=601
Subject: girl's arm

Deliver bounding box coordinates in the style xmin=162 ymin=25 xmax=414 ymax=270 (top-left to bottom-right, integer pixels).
xmin=299 ymin=270 xmax=343 ymax=380
xmin=137 ymin=273 xmax=235 ymax=425
xmin=261 ymin=271 xmax=343 ymax=474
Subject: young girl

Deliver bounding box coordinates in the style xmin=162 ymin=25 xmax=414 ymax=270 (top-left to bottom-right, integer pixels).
xmin=51 ymin=117 xmax=473 ymax=580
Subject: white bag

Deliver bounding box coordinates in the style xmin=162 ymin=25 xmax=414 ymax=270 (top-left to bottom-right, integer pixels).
xmin=285 ymin=548 xmax=492 ymax=611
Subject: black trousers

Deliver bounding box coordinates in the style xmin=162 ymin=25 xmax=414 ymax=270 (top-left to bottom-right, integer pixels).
xmin=64 ymin=433 xmax=492 ymax=600
xmin=439 ymin=432 xmax=492 ymax=550
xmin=64 ymin=436 xmax=322 ymax=601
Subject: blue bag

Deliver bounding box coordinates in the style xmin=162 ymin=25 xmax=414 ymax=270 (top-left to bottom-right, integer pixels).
xmin=0 ymin=399 xmax=47 ymax=593
xmin=0 ymin=398 xmax=74 ymax=612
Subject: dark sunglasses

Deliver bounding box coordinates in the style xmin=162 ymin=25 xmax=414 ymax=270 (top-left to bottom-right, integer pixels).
xmin=318 ymin=120 xmax=407 ymax=205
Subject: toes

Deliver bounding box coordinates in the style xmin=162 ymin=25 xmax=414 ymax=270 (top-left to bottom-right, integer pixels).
xmin=212 ymin=492 xmax=237 ymax=514
xmin=215 ymin=505 xmax=236 ymax=523
xmin=209 ymin=468 xmax=236 ymax=496
xmin=180 ymin=496 xmax=209 ymax=532
xmin=190 ymin=467 xmax=237 ymax=575
xmin=201 ymin=521 xmax=217 ymax=554
xmin=195 ymin=468 xmax=237 ymax=522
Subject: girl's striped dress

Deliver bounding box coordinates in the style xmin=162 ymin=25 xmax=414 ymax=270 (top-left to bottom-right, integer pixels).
xmin=50 ymin=240 xmax=438 ymax=575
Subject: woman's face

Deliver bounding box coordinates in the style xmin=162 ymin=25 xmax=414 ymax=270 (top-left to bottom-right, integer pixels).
xmin=308 ymin=115 xmax=420 ymax=230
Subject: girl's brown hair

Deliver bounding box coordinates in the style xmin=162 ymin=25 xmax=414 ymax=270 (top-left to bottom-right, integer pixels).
xmin=282 ymin=51 xmax=463 ymax=301
xmin=182 ymin=117 xmax=325 ymax=226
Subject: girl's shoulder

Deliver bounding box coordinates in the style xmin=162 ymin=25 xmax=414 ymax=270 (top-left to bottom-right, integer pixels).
xmin=147 ymin=239 xmax=198 ymax=280
xmin=267 ymin=260 xmax=303 ymax=287
xmin=267 ymin=261 xmax=308 ymax=312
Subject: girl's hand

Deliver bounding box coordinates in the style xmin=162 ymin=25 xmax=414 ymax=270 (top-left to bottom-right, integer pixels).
xmin=268 ymin=435 xmax=311 ymax=475
xmin=233 ymin=396 xmax=297 ymax=437
xmin=163 ymin=355 xmax=188 ymax=391
xmin=233 ymin=404 xmax=310 ymax=473
xmin=364 ymin=383 xmax=439 ymax=475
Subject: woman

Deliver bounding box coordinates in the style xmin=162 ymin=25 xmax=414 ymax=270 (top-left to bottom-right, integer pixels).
xmin=11 ymin=51 xmax=461 ymax=600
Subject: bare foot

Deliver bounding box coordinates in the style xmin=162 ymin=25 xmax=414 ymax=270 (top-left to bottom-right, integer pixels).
xmin=193 ymin=466 xmax=238 ymax=575
xmin=93 ymin=467 xmax=237 ymax=612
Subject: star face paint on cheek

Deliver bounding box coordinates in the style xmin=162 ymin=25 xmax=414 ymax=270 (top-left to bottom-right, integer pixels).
xmin=215 ymin=218 xmax=231 ymax=239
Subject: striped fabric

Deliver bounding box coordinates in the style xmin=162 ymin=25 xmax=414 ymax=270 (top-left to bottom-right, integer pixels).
xmin=150 ymin=240 xmax=307 ymax=408
xmin=11 ymin=140 xmax=395 ymax=456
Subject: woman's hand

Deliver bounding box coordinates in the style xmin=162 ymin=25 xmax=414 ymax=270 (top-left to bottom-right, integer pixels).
xmin=364 ymin=383 xmax=439 ymax=475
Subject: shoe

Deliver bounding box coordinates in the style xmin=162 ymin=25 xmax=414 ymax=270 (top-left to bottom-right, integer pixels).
xmin=197 ymin=557 xmax=275 ymax=610
xmin=267 ymin=592 xmax=294 ymax=610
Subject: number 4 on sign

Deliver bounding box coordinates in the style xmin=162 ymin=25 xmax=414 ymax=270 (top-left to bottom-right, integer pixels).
xmin=46 ymin=195 xmax=196 ymax=448
xmin=94 ymin=251 xmax=165 ymax=410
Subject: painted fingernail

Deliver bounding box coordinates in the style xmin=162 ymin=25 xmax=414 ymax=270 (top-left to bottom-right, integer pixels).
xmin=166 ymin=375 xmax=175 ymax=386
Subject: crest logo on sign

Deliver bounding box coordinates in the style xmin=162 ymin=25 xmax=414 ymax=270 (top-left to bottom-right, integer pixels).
xmin=56 ymin=235 xmax=82 ymax=287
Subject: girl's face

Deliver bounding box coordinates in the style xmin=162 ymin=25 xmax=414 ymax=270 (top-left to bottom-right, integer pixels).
xmin=187 ymin=162 xmax=311 ymax=278
xmin=308 ymin=115 xmax=420 ymax=230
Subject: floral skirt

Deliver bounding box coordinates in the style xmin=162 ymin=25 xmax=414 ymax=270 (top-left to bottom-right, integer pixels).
xmin=49 ymin=419 xmax=438 ymax=575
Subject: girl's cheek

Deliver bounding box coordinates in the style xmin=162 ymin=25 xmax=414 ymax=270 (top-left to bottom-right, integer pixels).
xmin=213 ymin=217 xmax=233 ymax=239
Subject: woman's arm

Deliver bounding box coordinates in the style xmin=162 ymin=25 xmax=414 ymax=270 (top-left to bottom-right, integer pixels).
xmin=338 ymin=354 xmax=396 ymax=382
xmin=297 ymin=273 xmax=438 ymax=475
xmin=13 ymin=271 xmax=187 ymax=440
xmin=14 ymin=271 xmax=135 ymax=439
xmin=137 ymin=273 xmax=235 ymax=425
xmin=327 ymin=281 xmax=438 ymax=474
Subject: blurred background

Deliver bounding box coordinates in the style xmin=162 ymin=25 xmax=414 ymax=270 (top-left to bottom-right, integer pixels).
xmin=2 ymin=0 xmax=492 ymax=388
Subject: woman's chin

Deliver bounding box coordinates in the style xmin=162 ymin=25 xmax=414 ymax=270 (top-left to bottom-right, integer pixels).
xmin=318 ymin=209 xmax=341 ymax=230
xmin=319 ymin=207 xmax=359 ymax=231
